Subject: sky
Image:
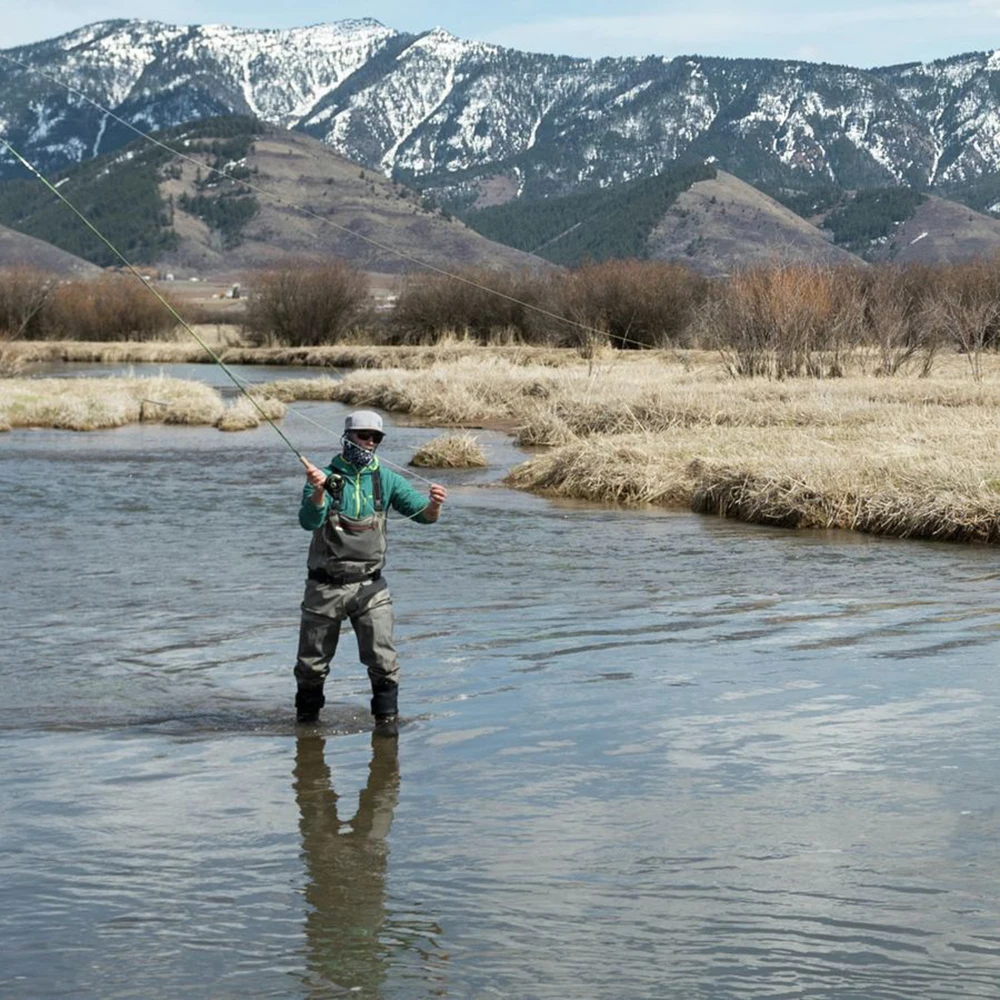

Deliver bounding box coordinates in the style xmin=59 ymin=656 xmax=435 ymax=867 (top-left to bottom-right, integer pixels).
xmin=3 ymin=0 xmax=1000 ymax=67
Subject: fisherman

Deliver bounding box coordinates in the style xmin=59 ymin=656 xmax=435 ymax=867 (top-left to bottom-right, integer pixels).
xmin=295 ymin=410 xmax=447 ymax=734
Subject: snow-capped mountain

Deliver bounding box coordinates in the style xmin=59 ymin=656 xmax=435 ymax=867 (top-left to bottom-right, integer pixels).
xmin=2 ymin=19 xmax=1000 ymax=208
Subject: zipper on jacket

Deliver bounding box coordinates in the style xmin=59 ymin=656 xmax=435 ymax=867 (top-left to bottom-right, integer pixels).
xmin=336 ymin=457 xmax=379 ymax=519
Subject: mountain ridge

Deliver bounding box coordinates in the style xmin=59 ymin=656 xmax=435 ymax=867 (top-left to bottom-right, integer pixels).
xmin=0 ymin=116 xmax=548 ymax=277
xmin=0 ymin=223 xmax=100 ymax=275
xmin=3 ymin=19 xmax=1000 ymax=214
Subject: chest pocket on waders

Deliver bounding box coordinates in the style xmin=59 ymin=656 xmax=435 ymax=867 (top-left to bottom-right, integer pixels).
xmin=325 ymin=469 xmax=387 ymax=564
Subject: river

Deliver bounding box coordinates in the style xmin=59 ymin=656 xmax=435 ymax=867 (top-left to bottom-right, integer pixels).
xmin=2 ymin=364 xmax=999 ymax=998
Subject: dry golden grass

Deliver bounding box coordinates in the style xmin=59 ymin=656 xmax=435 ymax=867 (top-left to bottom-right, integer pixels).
xmin=7 ymin=340 xmax=217 ymax=365
xmin=4 ymin=337 xmax=580 ymax=370
xmin=258 ymin=355 xmax=624 ymax=424
xmin=504 ymin=427 xmax=1000 ymax=543
xmin=256 ymin=376 xmax=341 ymax=402
xmin=11 ymin=345 xmax=1000 ymax=542
xmin=0 ymin=345 xmax=24 ymax=378
xmin=410 ymin=433 xmax=488 ymax=468
xmin=215 ymin=394 xmax=288 ymax=432
xmin=255 ymin=350 xmax=1000 ymax=543
xmin=0 ymin=376 xmax=286 ymax=432
xmin=261 ymin=350 xmax=1000 ymax=430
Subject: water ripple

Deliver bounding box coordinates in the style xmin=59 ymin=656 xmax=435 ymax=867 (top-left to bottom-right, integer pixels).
xmin=4 ymin=383 xmax=1000 ymax=998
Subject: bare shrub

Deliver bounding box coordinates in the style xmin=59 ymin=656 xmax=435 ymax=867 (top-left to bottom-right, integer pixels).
xmin=0 ymin=268 xmax=56 ymax=375
xmin=389 ymin=268 xmax=557 ymax=344
xmin=554 ymin=260 xmax=708 ymax=351
xmin=858 ymin=265 xmax=938 ymax=376
xmin=42 ymin=276 xmax=180 ymax=342
xmin=703 ymin=264 xmax=851 ymax=378
xmin=243 ymin=259 xmax=371 ymax=347
xmin=920 ymin=257 xmax=1000 ymax=381
xmin=0 ymin=268 xmax=54 ymax=339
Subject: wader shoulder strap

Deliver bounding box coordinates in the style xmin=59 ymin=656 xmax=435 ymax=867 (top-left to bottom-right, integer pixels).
xmin=372 ymin=467 xmax=384 ymax=512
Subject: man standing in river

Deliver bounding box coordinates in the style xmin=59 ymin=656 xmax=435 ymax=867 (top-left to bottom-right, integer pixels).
xmin=295 ymin=410 xmax=447 ymax=735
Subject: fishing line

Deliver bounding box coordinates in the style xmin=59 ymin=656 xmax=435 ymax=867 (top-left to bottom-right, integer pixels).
xmin=220 ymin=368 xmax=457 ymax=524
xmin=0 ymin=49 xmax=673 ymax=354
xmin=2 ymin=128 xmax=461 ymax=523
xmin=231 ymin=371 xmax=440 ymax=486
xmin=0 ymin=132 xmax=311 ymax=466
xmin=0 ymin=50 xmax=679 ymax=504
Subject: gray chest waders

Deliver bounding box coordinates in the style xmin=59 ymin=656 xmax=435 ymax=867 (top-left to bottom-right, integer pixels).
xmin=307 ymin=468 xmax=388 ymax=583
xmin=297 ymin=468 xmax=400 ymax=723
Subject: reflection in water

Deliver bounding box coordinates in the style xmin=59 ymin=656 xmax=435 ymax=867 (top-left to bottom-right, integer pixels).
xmin=294 ymin=734 xmax=400 ymax=999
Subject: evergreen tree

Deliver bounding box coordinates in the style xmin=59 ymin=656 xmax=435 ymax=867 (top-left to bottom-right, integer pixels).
xmin=464 ymin=163 xmax=716 ymax=265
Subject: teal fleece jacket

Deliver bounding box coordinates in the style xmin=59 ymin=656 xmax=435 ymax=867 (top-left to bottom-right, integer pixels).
xmin=298 ymin=454 xmax=432 ymax=530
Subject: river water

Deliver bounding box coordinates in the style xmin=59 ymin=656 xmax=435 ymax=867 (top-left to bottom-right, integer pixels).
xmin=2 ymin=365 xmax=1000 ymax=999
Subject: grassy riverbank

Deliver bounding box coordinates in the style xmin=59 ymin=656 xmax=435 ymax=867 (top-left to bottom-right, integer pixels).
xmin=3 ymin=335 xmax=579 ymax=371
xmin=259 ymin=351 xmax=1000 ymax=543
xmin=0 ymin=375 xmax=285 ymax=432
xmin=5 ymin=345 xmax=1000 ymax=542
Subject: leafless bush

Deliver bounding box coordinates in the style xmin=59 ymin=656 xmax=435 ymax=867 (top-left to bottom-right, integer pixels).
xmin=554 ymin=260 xmax=708 ymax=352
xmin=858 ymin=265 xmax=939 ymax=376
xmin=389 ymin=268 xmax=557 ymax=344
xmin=701 ymin=262 xmax=950 ymax=379
xmin=702 ymin=264 xmax=850 ymax=378
xmin=0 ymin=267 xmax=56 ymax=374
xmin=243 ymin=259 xmax=371 ymax=346
xmin=42 ymin=276 xmax=180 ymax=342
xmin=919 ymin=258 xmax=1000 ymax=381
xmin=0 ymin=267 xmax=54 ymax=339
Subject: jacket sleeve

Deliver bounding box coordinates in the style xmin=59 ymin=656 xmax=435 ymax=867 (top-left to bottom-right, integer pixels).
xmin=298 ymin=475 xmax=330 ymax=530
xmin=382 ymin=468 xmax=433 ymax=523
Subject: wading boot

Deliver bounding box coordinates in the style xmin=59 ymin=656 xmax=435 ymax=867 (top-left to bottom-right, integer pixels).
xmin=371 ymin=678 xmax=399 ymax=738
xmin=295 ymin=687 xmax=325 ymax=724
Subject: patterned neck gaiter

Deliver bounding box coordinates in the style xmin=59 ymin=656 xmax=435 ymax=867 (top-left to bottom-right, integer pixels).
xmin=342 ymin=436 xmax=375 ymax=469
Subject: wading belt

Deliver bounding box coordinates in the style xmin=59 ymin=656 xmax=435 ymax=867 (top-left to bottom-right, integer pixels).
xmin=309 ymin=567 xmax=382 ymax=585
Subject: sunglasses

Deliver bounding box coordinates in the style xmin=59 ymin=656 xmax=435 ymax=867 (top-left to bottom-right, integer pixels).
xmin=352 ymin=430 xmax=383 ymax=442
